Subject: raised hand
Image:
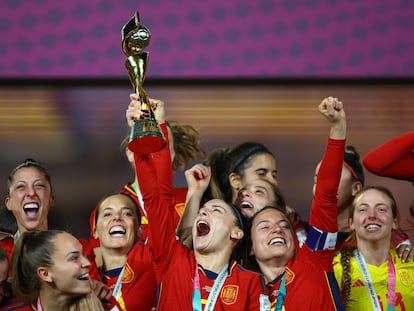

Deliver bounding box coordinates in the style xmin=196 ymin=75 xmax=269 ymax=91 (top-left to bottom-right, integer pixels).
xmin=126 ymin=93 xmax=166 ymax=127
xmin=319 ymin=96 xmax=346 ymax=140
xmin=319 ymin=96 xmax=345 ymax=123
xmin=185 ymin=163 xmax=211 ymax=195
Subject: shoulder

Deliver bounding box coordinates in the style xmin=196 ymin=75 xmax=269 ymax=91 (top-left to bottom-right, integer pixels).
xmin=390 ymin=249 xmax=414 ymax=267
xmin=231 ymin=262 xmax=264 ymax=283
xmin=0 ymin=236 xmax=15 ymax=259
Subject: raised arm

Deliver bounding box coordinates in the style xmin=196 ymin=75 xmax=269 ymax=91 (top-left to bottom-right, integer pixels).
xmin=363 ymin=131 xmax=414 ymax=181
xmin=309 ymin=97 xmax=346 ymax=236
xmin=176 ymin=163 xmax=211 ymax=248
xmin=126 ymin=95 xmax=177 ymax=276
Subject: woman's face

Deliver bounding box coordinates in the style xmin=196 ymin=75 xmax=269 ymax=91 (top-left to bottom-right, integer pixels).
xmin=94 ymin=194 xmax=139 ymax=253
xmin=234 ymin=179 xmax=277 ymax=218
xmin=193 ymin=199 xmax=243 ymax=253
xmin=231 ymin=153 xmax=277 ymax=203
xmin=250 ymin=208 xmax=295 ymax=265
xmin=241 ymin=154 xmax=278 ymax=186
xmin=43 ymin=233 xmax=91 ymax=297
xmin=350 ymin=189 xmax=398 ymax=243
xmin=5 ymin=167 xmax=54 ymax=233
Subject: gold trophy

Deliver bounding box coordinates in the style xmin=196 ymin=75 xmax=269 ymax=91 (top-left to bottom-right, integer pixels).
xmin=122 ymin=12 xmax=166 ymax=154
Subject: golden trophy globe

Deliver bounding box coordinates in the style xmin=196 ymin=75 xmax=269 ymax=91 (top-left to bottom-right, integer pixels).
xmin=122 ymin=12 xmax=166 ymax=154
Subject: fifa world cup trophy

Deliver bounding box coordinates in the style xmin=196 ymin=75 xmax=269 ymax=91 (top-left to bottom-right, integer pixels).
xmin=122 ymin=12 xmax=166 ymax=154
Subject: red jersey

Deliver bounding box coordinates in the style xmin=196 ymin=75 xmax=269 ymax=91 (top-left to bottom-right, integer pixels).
xmin=86 ymin=192 xmax=158 ymax=310
xmin=134 ymin=126 xmax=268 ymax=310
xmin=93 ymin=240 xmax=158 ymax=311
xmin=0 ymin=300 xmax=34 ymax=311
xmin=0 ymin=236 xmax=31 ymax=310
xmin=268 ymin=138 xmax=346 ymax=311
xmin=363 ymin=130 xmax=414 ymax=182
xmin=119 ymin=181 xmax=186 ymax=240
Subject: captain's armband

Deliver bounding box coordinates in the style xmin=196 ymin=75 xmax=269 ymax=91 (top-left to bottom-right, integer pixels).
xmin=306 ymin=226 xmax=337 ymax=251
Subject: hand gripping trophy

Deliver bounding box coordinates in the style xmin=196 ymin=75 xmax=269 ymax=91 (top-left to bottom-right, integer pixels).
xmin=122 ymin=12 xmax=166 ymax=154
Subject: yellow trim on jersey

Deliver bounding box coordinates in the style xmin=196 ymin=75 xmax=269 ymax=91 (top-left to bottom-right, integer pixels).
xmin=141 ymin=215 xmax=148 ymax=225
xmin=118 ymin=292 xmax=127 ymax=311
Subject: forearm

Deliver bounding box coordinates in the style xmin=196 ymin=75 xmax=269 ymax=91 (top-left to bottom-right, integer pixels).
xmin=329 ymin=118 xmax=346 ymax=140
xmin=176 ymin=189 xmax=203 ymax=249
xmin=134 ymin=152 xmax=175 ymax=270
xmin=310 ymin=138 xmax=346 ymax=231
xmin=150 ymin=122 xmax=174 ymax=202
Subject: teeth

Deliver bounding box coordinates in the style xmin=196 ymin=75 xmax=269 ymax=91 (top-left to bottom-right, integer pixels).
xmin=110 ymin=225 xmax=126 ymax=235
xmin=23 ymin=203 xmax=39 ymax=218
xmin=366 ymin=224 xmax=380 ymax=231
xmin=77 ymin=272 xmax=89 ymax=280
xmin=240 ymin=201 xmax=253 ymax=209
xmin=269 ymin=238 xmax=285 ymax=245
xmin=23 ymin=203 xmax=39 ymax=210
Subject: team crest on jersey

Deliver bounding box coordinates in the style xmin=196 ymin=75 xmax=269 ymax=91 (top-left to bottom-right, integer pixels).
xmin=220 ymin=285 xmax=239 ymax=305
xmin=285 ymin=267 xmax=295 ymax=285
xmin=122 ymin=263 xmax=135 ymax=283
xmin=398 ymin=270 xmax=413 ymax=287
xmin=175 ymin=203 xmax=185 ymax=217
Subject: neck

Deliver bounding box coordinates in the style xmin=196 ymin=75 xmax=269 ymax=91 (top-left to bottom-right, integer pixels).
xmin=39 ymin=289 xmax=71 ymax=311
xmin=100 ymin=249 xmax=128 ymax=271
xmin=357 ymin=239 xmax=390 ymax=266
xmin=19 ymin=223 xmax=48 ymax=234
xmin=195 ymin=251 xmax=231 ymax=274
xmin=257 ymin=258 xmax=288 ymax=283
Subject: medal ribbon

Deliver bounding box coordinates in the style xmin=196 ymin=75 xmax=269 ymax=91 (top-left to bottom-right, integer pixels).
xmin=192 ymin=263 xmax=229 ymax=311
xmin=354 ymin=250 xmax=396 ymax=311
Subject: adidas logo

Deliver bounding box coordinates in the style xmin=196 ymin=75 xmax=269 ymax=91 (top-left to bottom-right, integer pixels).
xmin=352 ymin=279 xmax=365 ymax=287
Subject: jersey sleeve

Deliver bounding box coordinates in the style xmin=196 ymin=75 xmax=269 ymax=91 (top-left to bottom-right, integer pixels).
xmin=149 ymin=123 xmax=175 ymax=206
xmin=363 ymin=131 xmax=414 ymax=181
xmin=310 ymin=137 xmax=345 ymax=231
xmin=133 ymin=123 xmax=177 ymax=279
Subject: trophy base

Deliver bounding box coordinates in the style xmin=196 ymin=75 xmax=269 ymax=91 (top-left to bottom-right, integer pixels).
xmin=128 ymin=119 xmax=166 ymax=155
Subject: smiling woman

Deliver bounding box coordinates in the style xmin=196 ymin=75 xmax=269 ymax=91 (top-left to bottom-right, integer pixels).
xmin=5 ymin=159 xmax=54 ymax=235
xmin=244 ymin=97 xmax=347 ymax=310
xmin=0 ymin=159 xmax=110 ymax=310
xmin=0 ymin=159 xmax=55 ymax=263
xmin=333 ymin=187 xmax=414 ymax=310
xmin=90 ymin=193 xmax=158 ymax=311
xmin=10 ymin=230 xmax=103 ymax=311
